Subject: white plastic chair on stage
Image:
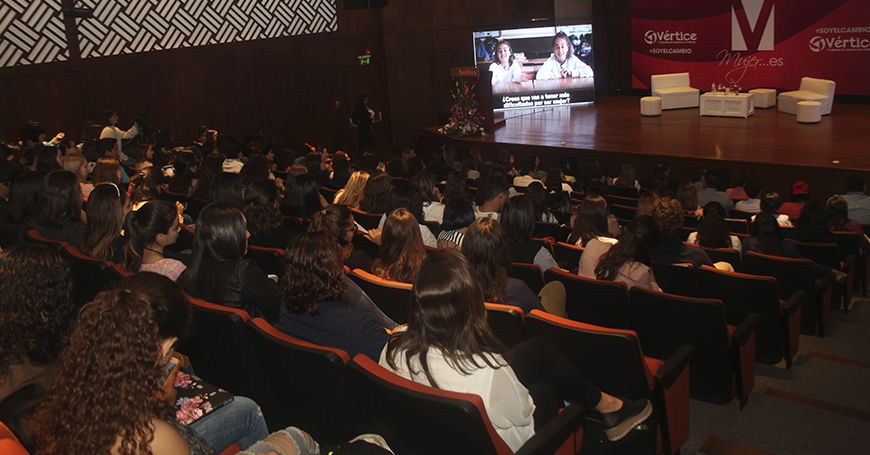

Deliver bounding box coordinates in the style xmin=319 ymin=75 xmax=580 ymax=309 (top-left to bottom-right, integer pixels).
xmin=778 ymin=77 xmax=835 ymax=116
xmin=650 ymin=72 xmax=700 ymax=110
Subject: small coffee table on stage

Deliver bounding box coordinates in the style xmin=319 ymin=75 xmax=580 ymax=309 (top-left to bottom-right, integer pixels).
xmin=700 ymin=92 xmax=755 ymax=118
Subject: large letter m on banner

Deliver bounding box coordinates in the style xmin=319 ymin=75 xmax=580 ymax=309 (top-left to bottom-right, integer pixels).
xmin=732 ymin=0 xmax=775 ymax=51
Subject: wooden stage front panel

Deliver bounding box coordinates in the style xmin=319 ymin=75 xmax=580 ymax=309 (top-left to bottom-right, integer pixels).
xmin=422 ymin=94 xmax=869 ymax=203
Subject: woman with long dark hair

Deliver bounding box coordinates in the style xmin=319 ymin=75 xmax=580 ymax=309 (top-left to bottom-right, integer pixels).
xmin=167 ymin=150 xmax=196 ymax=194
xmin=80 ymin=183 xmax=129 ymax=263
xmin=382 ymin=249 xmax=652 ymax=452
xmin=208 ymin=172 xmax=245 ymax=210
xmin=191 ymin=152 xmax=225 ymax=201
xmin=437 ymin=199 xmax=476 ymax=251
xmin=525 ymin=182 xmax=558 ymax=223
xmin=281 ymin=172 xmax=324 ymax=219
xmin=124 ymin=201 xmax=186 ymax=281
xmin=92 ymin=156 xmax=121 ymax=188
xmin=279 ymin=231 xmax=389 ymax=360
xmin=30 ymin=170 xmax=87 ymax=248
xmin=371 ymin=208 xmax=427 ymax=283
xmin=827 ymin=195 xmax=870 ymax=250
xmin=413 ymin=171 xmax=444 ymax=223
xmin=500 ymin=195 xmax=559 ymax=272
xmin=359 ymin=171 xmax=392 ymax=214
xmin=129 ymin=166 xmax=165 ymax=210
xmin=567 ymin=194 xmax=618 ymax=247
xmin=594 ymin=215 xmax=660 ymax=290
xmin=178 ymin=203 xmax=282 ymax=322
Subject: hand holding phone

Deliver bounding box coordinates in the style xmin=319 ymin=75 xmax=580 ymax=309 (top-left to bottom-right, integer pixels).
xmin=157 ymin=355 xmax=182 ymax=404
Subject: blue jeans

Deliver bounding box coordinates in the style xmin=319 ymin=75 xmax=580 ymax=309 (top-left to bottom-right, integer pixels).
xmin=189 ymin=396 xmax=269 ymax=452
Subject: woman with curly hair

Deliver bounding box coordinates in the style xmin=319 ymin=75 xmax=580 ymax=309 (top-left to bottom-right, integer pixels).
xmin=0 ymin=245 xmax=74 ymax=451
xmin=687 ymin=201 xmax=742 ymax=251
xmin=593 ymin=216 xmax=661 ymax=290
xmin=279 ymin=231 xmax=389 ymax=360
xmin=30 ymin=272 xmax=270 ymax=455
xmin=333 ymin=170 xmax=369 ymax=208
xmin=244 ymin=180 xmax=300 ymax=250
xmin=372 ymin=208 xmax=427 ymax=283
xmin=358 ymin=171 xmax=392 ymax=214
xmin=80 ymin=183 xmax=130 ymax=263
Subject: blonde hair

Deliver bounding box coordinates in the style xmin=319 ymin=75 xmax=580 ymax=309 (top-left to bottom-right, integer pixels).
xmin=334 ymin=170 xmax=370 ymax=208
xmin=63 ymin=153 xmax=88 ymax=183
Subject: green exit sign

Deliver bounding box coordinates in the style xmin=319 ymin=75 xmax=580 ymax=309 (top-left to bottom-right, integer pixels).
xmin=358 ymin=54 xmax=371 ymax=65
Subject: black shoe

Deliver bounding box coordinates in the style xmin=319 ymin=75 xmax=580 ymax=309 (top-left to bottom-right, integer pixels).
xmin=600 ymin=398 xmax=653 ymax=442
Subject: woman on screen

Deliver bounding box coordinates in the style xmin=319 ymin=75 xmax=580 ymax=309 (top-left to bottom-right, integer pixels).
xmin=536 ymin=31 xmax=594 ymax=80
xmin=489 ymin=40 xmax=531 ymax=85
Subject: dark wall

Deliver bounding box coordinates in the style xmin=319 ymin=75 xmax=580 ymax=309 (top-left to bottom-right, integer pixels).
xmin=0 ymin=7 xmax=388 ymax=153
xmin=0 ymin=0 xmax=634 ymax=154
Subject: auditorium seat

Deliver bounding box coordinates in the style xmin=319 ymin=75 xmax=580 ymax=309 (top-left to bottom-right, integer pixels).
xmin=243 ymin=318 xmax=364 ymax=443
xmin=244 ymin=245 xmax=285 ymax=276
xmin=510 ymin=262 xmax=546 ymax=294
xmin=485 ymin=302 xmax=526 ymax=350
xmin=651 ymin=261 xmax=697 ymax=297
xmin=346 ymin=353 xmax=585 ymax=455
xmin=525 ymin=310 xmax=694 ymax=455
xmin=0 ymin=421 xmax=28 ymax=455
xmin=743 ymin=251 xmax=833 ymax=337
xmin=24 ymin=229 xmax=69 ymax=250
xmin=347 ymin=269 xmax=412 ymax=324
xmin=553 ymin=242 xmax=583 ymax=267
xmin=696 ymin=265 xmax=802 ymax=367
xmin=697 ymin=246 xmax=742 ymax=273
xmin=544 ymin=268 xmax=632 ymax=330
xmin=350 ymin=208 xmax=384 ymax=231
xmin=790 ymin=240 xmax=854 ymax=312
xmin=628 ymin=287 xmax=759 ymax=407
xmin=61 ymin=244 xmax=120 ymax=306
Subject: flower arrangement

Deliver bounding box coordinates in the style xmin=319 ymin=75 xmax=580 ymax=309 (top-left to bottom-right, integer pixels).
xmin=439 ymin=79 xmax=486 ymax=137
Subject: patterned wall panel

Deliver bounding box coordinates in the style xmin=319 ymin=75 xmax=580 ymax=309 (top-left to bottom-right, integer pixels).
xmin=0 ymin=0 xmax=69 ymax=67
xmin=76 ymin=0 xmax=338 ymax=59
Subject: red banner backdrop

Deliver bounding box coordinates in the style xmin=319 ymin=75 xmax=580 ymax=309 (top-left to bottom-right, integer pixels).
xmin=632 ymin=0 xmax=870 ymax=95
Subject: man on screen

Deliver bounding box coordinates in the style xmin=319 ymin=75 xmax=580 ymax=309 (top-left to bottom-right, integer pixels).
xmin=536 ymin=32 xmax=594 ymax=80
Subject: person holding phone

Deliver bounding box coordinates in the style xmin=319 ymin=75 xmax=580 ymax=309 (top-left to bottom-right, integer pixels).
xmin=536 ymin=31 xmax=594 ymax=80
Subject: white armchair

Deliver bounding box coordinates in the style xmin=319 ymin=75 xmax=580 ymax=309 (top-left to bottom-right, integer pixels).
xmin=650 ymin=72 xmax=700 ymax=110
xmin=778 ymin=77 xmax=835 ymax=115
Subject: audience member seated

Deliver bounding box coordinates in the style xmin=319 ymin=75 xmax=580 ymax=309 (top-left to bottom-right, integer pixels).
xmin=791 ymin=202 xmax=835 ymax=244
xmin=544 ymin=168 xmax=571 ymax=214
xmin=129 ymin=166 xmax=165 ymax=211
xmin=734 ymin=177 xmax=764 ymax=213
xmin=371 ymin=208 xmax=427 ymax=284
xmin=29 ymin=272 xmax=270 ymax=454
xmin=124 ymin=201 xmax=186 ymax=281
xmin=328 ymin=154 xmax=351 ymax=190
xmin=209 ymin=172 xmax=245 ymax=211
xmin=281 ymin=173 xmax=324 ymax=220
xmin=476 ymin=177 xmax=510 ymax=220
xmin=611 ymin=163 xmax=640 ymax=197
xmin=743 ymin=212 xmax=845 ymax=281
xmin=358 ymin=171 xmax=392 ymax=214
xmin=437 ymin=200 xmax=475 ymax=251
xmin=639 ymin=162 xmax=677 ymax=194
xmin=754 ymin=192 xmax=791 ymax=226
xmin=827 ymin=195 xmax=870 ymax=250
xmin=178 ymin=203 xmax=282 ymax=322
xmin=91 ymin=155 xmax=122 ymax=190
xmin=636 ymin=192 xmax=659 ymax=218
xmin=166 ymin=150 xmax=196 ymax=194
xmin=0 ymin=245 xmax=75 ymax=451
xmin=841 ymin=174 xmax=870 ymax=224
xmin=442 ymin=169 xmax=474 ymax=204
xmin=333 ymin=170 xmax=369 ymax=208
xmin=375 ymin=182 xmax=437 ymax=247
xmin=512 ymin=159 xmax=541 ymax=188
xmin=501 ymin=196 xmax=559 ymax=272
xmin=381 ymin=249 xmax=652 ymax=452
xmin=32 ymin=146 xmax=63 ymax=178
xmin=463 ymin=217 xmax=562 ymax=316
xmin=594 ymin=216 xmax=661 ymax=290
xmin=0 ymin=172 xmax=41 ymax=247
xmin=651 ymin=198 xmax=716 ymax=269
xmin=244 ymin=180 xmax=300 ymax=250
xmin=279 ymin=232 xmax=389 ymax=361
xmin=190 ymin=152 xmax=225 ymax=201
xmin=61 ymin=153 xmax=93 ymax=199
xmin=687 ymin=202 xmax=742 ymax=252
xmin=779 ymin=181 xmax=810 ymax=221
xmin=697 ymin=170 xmax=733 ymax=212
xmin=568 ymin=194 xmax=620 ymax=247
xmin=525 ymin=182 xmax=558 ymax=223
xmin=29 ymin=170 xmax=87 ymax=248
xmin=726 ymin=171 xmax=750 ymax=200
xmin=676 ymin=181 xmax=702 ymax=217
xmin=413 ymin=172 xmax=445 ymax=223
xmin=80 ymin=184 xmax=129 ymax=263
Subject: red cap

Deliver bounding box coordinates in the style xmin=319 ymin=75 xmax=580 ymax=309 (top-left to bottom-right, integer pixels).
xmin=793 ymin=181 xmax=809 ymax=194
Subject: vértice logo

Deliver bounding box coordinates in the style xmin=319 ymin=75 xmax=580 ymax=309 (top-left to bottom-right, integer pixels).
xmin=644 ymin=30 xmax=698 ymax=45
xmin=809 ymin=27 xmax=870 ymax=52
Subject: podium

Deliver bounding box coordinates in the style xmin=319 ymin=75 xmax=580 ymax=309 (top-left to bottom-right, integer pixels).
xmin=450 ymin=67 xmax=494 ymax=131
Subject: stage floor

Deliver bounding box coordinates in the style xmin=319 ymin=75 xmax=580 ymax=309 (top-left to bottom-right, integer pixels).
xmin=486 ymin=94 xmax=869 ymax=172
xmin=422 ymin=93 xmax=869 ymax=201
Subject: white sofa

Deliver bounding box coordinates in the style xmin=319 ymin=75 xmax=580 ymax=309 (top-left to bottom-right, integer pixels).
xmin=650 ymin=72 xmax=700 ymax=110
xmin=778 ymin=77 xmax=835 ymax=115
